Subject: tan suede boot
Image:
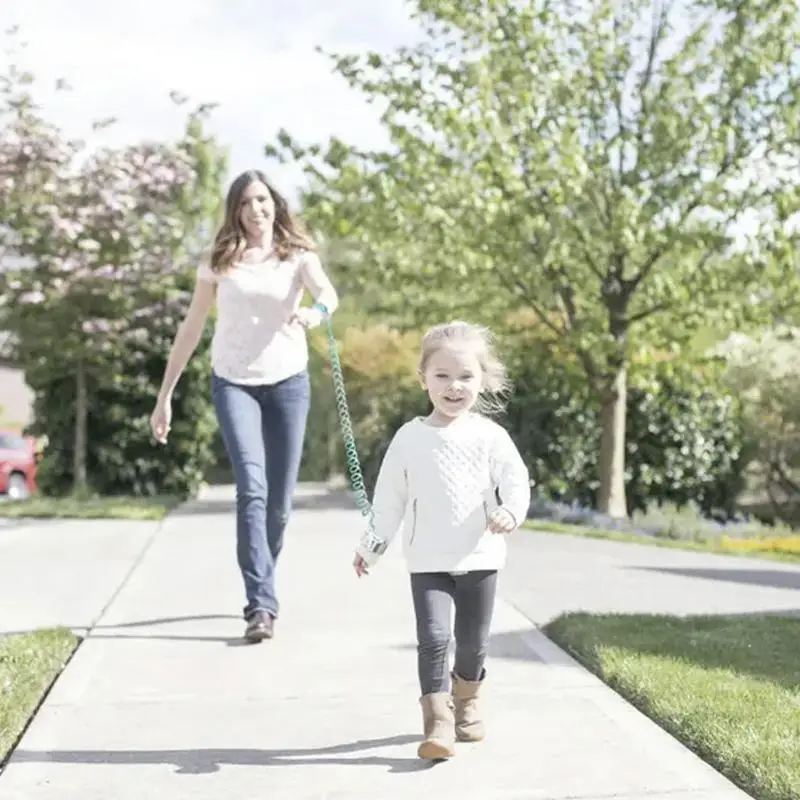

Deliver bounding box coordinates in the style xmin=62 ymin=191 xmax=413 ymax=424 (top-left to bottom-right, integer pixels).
xmin=417 ymin=692 xmax=456 ymax=760
xmin=452 ymin=671 xmax=485 ymax=742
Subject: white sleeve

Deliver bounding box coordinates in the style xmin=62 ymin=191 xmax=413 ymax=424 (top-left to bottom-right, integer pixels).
xmin=300 ymin=250 xmax=339 ymax=315
xmin=489 ymin=426 xmax=531 ymax=529
xmin=355 ymin=429 xmax=408 ymax=566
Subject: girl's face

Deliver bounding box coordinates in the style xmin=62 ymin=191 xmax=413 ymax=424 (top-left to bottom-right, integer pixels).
xmin=238 ymin=180 xmax=275 ymax=242
xmin=421 ymin=344 xmax=483 ymax=421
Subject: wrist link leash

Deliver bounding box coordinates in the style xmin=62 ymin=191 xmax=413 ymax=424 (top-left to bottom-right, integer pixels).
xmin=314 ymin=303 xmax=386 ymax=556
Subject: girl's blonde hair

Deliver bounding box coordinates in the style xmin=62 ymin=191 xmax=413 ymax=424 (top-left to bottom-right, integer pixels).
xmin=210 ymin=170 xmax=315 ymax=273
xmin=418 ymin=320 xmax=511 ymax=415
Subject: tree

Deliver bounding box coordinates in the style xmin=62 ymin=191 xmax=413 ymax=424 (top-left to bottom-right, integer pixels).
xmin=267 ymin=0 xmax=800 ymax=517
xmin=0 ymin=39 xmax=226 ymax=492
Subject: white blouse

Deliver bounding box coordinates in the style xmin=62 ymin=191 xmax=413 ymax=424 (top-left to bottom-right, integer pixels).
xmin=197 ymin=249 xmax=336 ymax=386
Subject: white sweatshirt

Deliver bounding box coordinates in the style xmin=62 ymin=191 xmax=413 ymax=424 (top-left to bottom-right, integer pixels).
xmin=356 ymin=413 xmax=531 ymax=574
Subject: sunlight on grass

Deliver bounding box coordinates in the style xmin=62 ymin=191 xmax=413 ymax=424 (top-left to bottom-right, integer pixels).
xmin=545 ymin=613 xmax=800 ymax=800
xmin=0 ymin=628 xmax=80 ymax=763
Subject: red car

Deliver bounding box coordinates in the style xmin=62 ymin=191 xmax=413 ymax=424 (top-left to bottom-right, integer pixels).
xmin=0 ymin=430 xmax=39 ymax=500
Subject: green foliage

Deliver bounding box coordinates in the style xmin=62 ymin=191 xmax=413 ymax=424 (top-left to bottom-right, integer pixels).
xmin=29 ymin=282 xmax=217 ymax=499
xmin=507 ymin=350 xmax=747 ymax=515
xmin=0 ymin=32 xmax=228 ymax=496
xmin=268 ymin=0 xmax=800 ymax=515
xmin=626 ymin=367 xmax=747 ymax=516
xmin=718 ymin=327 xmax=800 ymax=522
xmin=304 ymin=319 xmax=746 ymax=516
xmin=301 ymin=318 xmax=428 ymax=488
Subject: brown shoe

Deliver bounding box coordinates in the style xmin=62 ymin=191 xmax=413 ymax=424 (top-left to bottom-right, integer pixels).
xmin=417 ymin=692 xmax=456 ymax=760
xmin=244 ymin=610 xmax=274 ymax=643
xmin=452 ymin=671 xmax=485 ymax=742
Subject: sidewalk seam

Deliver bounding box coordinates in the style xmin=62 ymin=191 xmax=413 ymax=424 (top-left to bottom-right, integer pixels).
xmin=83 ymin=510 xmax=176 ymax=637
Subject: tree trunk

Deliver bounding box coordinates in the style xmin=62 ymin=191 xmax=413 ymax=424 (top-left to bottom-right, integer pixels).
xmin=73 ymin=358 xmax=88 ymax=492
xmin=597 ymin=365 xmax=628 ymax=518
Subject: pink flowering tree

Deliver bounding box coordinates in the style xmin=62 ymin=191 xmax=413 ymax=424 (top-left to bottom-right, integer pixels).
xmin=0 ymin=48 xmax=226 ymax=495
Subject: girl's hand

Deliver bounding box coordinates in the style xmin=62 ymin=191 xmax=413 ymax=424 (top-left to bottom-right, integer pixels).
xmin=150 ymin=399 xmax=172 ymax=444
xmin=353 ymin=553 xmax=369 ymax=577
xmin=488 ymin=507 xmax=516 ymax=534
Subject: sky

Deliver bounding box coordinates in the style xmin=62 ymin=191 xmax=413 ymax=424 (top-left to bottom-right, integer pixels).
xmin=1 ymin=0 xmax=424 ymax=203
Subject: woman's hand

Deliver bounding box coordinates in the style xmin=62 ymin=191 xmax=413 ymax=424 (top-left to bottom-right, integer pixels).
xmin=150 ymin=398 xmax=172 ymax=444
xmin=289 ymin=307 xmax=324 ymax=329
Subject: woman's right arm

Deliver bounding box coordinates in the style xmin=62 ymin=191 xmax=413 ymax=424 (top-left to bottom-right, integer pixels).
xmin=155 ymin=276 xmax=216 ymax=405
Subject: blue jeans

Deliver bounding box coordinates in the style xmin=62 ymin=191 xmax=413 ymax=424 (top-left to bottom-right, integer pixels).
xmin=211 ymin=370 xmax=311 ymax=620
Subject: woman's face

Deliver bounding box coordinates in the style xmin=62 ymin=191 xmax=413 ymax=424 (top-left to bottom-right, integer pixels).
xmin=238 ymin=180 xmax=275 ymax=241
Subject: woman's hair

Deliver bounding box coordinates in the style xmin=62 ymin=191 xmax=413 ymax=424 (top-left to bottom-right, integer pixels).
xmin=209 ymin=170 xmax=315 ymax=273
xmin=418 ymin=320 xmax=511 ymax=415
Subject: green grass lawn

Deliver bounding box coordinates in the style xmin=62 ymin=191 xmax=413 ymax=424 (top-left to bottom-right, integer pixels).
xmin=0 ymin=628 xmax=80 ymax=764
xmin=0 ymin=494 xmax=181 ymax=520
xmin=525 ymin=520 xmax=800 ymax=564
xmin=544 ymin=612 xmax=800 ymax=800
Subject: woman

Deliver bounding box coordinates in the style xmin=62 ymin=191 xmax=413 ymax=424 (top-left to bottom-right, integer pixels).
xmin=150 ymin=169 xmax=339 ymax=643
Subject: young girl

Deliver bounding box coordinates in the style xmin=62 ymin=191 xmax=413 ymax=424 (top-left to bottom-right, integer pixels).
xmin=352 ymin=320 xmax=531 ymax=761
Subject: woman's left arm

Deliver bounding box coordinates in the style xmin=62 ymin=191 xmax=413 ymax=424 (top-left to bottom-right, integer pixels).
xmin=301 ymin=251 xmax=339 ymax=318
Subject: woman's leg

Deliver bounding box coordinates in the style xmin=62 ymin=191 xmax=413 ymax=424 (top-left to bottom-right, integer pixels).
xmin=260 ymin=370 xmax=311 ymax=617
xmin=410 ymin=572 xmax=457 ymax=759
xmin=211 ymin=374 xmax=275 ymax=627
xmin=451 ymin=569 xmax=498 ymax=741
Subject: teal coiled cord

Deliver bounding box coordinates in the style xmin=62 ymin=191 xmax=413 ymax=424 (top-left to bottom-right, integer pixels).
xmin=314 ymin=303 xmax=385 ymax=555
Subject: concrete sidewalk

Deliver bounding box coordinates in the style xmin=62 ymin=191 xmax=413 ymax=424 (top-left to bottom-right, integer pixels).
xmin=0 ymin=517 xmax=161 ymax=637
xmin=0 ymin=485 xmax=752 ymax=799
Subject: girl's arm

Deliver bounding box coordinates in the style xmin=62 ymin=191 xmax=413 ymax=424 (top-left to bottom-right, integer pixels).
xmin=356 ymin=429 xmax=408 ymax=567
xmin=490 ymin=427 xmax=532 ymax=530
xmin=300 ymin=250 xmax=339 ymax=318
xmin=155 ymin=272 xmax=216 ymax=404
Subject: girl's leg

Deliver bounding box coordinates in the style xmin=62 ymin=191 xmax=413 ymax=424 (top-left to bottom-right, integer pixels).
xmin=211 ymin=374 xmax=273 ymax=629
xmin=452 ymin=569 xmax=498 ymax=742
xmin=260 ymin=370 xmax=311 ymax=618
xmin=453 ymin=569 xmax=498 ymax=681
xmin=410 ymin=572 xmax=457 ymax=760
xmin=410 ymin=571 xmax=455 ymax=693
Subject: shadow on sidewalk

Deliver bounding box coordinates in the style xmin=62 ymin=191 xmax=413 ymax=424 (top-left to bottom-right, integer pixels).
xmin=9 ymin=735 xmax=435 ymax=775
xmin=0 ymin=614 xmax=246 ymax=643
xmin=391 ymin=628 xmax=557 ymax=665
xmin=629 ymin=565 xmax=800 ymax=590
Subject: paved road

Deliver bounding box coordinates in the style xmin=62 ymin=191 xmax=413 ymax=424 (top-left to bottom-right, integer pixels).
xmin=0 ymin=485 xmax=754 ymax=799
xmin=502 ymin=527 xmax=800 ymax=625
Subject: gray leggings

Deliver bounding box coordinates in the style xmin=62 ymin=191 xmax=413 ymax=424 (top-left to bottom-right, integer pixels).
xmin=410 ymin=570 xmax=498 ymax=695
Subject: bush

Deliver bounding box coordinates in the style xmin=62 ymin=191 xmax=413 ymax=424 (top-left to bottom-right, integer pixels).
xmin=301 ymin=320 xmax=427 ymax=491
xmin=717 ymin=327 xmax=800 ymax=525
xmin=302 ymin=324 xmax=748 ymax=520
xmin=27 ymin=291 xmax=217 ymax=499
xmin=505 ymin=348 xmax=747 ymax=517
xmin=626 ymin=364 xmax=747 ymax=516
